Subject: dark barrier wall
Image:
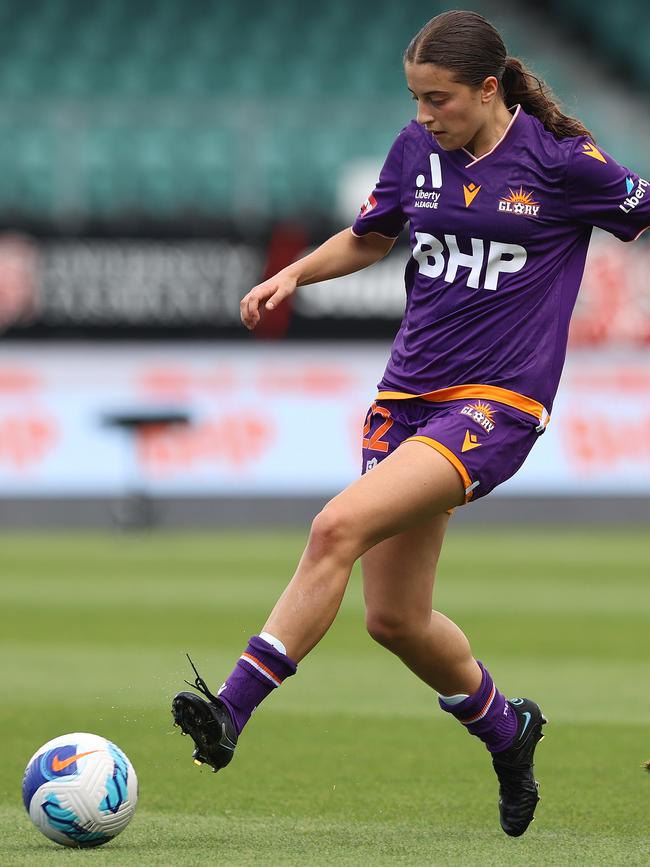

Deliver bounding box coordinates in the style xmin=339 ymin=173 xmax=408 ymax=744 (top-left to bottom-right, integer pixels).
xmin=0 ymin=224 xmax=408 ymax=341
xmin=0 ymin=226 xmax=648 ymax=345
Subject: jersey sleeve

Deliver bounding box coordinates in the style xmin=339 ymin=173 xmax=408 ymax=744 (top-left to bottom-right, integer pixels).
xmin=566 ymin=138 xmax=650 ymax=242
xmin=351 ymin=129 xmax=407 ymax=239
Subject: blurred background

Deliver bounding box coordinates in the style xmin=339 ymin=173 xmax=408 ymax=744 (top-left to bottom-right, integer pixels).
xmin=0 ymin=0 xmax=648 ymax=528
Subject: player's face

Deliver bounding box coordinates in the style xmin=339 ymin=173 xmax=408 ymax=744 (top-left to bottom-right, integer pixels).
xmin=405 ymin=62 xmax=494 ymax=152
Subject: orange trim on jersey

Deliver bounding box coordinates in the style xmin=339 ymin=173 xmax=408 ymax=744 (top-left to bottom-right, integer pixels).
xmin=405 ymin=435 xmax=474 ymax=502
xmin=376 ymin=384 xmax=549 ymax=425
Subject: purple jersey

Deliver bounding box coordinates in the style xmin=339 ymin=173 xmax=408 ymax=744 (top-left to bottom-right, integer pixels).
xmin=352 ymin=105 xmax=650 ymax=421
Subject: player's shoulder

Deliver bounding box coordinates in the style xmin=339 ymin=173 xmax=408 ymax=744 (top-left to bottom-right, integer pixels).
xmin=522 ymin=110 xmax=597 ymax=168
xmin=397 ymin=119 xmax=439 ymax=162
xmin=392 ymin=119 xmax=429 ymax=145
xmin=402 ymin=118 xmax=427 ymax=137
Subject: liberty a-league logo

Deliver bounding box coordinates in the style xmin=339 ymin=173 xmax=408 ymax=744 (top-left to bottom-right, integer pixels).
xmin=414 ymin=153 xmax=442 ymax=209
xmin=620 ymin=176 xmax=648 ymax=214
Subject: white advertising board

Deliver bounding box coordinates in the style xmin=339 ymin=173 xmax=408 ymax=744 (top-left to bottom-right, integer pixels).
xmin=0 ymin=343 xmax=648 ymax=496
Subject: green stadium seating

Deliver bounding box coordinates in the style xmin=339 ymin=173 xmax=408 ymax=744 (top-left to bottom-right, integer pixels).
xmin=546 ymin=0 xmax=650 ymax=86
xmin=0 ymin=0 xmax=644 ymax=221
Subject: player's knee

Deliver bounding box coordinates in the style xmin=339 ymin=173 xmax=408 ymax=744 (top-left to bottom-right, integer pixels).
xmin=307 ymin=506 xmax=360 ymax=563
xmin=366 ymin=609 xmax=419 ymax=650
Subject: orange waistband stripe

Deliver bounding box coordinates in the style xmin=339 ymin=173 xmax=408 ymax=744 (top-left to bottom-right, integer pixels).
xmin=406 ymin=435 xmax=474 ymax=503
xmin=376 ymin=384 xmax=550 ymax=427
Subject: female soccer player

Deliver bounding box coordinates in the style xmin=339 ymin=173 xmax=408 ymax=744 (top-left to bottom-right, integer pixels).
xmin=172 ymin=10 xmax=649 ymax=837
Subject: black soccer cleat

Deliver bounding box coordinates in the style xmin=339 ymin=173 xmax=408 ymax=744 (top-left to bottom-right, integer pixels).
xmin=491 ymin=697 xmax=548 ymax=837
xmin=172 ymin=655 xmax=238 ymax=773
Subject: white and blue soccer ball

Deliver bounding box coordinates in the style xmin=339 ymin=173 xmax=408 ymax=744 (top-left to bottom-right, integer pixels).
xmin=22 ymin=732 xmax=138 ymax=848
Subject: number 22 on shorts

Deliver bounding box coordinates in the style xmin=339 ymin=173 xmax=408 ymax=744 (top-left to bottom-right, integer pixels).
xmin=362 ymin=403 xmax=394 ymax=453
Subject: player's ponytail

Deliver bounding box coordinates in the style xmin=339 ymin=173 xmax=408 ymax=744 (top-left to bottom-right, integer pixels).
xmin=501 ymin=55 xmax=593 ymax=140
xmin=404 ymin=10 xmax=594 ymax=142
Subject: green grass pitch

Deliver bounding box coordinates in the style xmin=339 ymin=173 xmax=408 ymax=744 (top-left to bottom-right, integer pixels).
xmin=1 ymin=528 xmax=649 ymax=866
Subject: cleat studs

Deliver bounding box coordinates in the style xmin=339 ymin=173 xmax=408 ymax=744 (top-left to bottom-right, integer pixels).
xmin=193 ymin=759 xmax=203 ymax=767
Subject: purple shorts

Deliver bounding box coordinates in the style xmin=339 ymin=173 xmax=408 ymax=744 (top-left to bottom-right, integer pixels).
xmin=361 ymin=397 xmax=544 ymax=504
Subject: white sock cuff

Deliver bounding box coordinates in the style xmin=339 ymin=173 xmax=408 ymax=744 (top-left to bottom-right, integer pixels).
xmin=259 ymin=631 xmax=287 ymax=656
xmin=438 ymin=692 xmax=470 ymax=706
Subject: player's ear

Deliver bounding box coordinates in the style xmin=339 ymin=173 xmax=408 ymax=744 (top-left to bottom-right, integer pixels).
xmin=480 ymin=75 xmax=500 ymax=103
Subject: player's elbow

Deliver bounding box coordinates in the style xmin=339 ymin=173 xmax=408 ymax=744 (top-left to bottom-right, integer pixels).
xmin=350 ymin=228 xmax=397 ymax=261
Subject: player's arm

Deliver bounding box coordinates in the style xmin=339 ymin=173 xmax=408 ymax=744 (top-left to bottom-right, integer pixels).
xmin=241 ymin=126 xmax=407 ymax=330
xmin=240 ymin=229 xmax=395 ymax=331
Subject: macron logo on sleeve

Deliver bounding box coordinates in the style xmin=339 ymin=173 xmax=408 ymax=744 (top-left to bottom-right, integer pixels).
xmin=581 ymin=142 xmax=607 ymax=163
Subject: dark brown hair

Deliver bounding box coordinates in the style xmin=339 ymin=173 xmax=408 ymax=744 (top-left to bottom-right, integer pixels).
xmin=404 ymin=10 xmax=593 ymax=140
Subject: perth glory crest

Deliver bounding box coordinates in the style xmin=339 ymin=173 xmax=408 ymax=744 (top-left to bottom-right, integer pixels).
xmin=498 ymin=187 xmax=540 ymax=217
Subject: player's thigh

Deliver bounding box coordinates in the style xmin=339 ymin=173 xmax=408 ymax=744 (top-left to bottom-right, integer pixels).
xmin=317 ymin=440 xmax=463 ymax=555
xmin=362 ymin=512 xmax=449 ymax=627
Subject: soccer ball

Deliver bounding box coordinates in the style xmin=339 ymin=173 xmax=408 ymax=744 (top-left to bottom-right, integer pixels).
xmin=22 ymin=732 xmax=138 ymax=848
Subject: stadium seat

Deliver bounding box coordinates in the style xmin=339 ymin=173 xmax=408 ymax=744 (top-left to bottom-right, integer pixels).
xmin=0 ymin=0 xmax=645 ymax=220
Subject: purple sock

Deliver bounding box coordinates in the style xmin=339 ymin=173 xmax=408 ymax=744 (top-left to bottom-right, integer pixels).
xmin=438 ymin=660 xmax=517 ymax=753
xmin=216 ymin=636 xmax=297 ymax=735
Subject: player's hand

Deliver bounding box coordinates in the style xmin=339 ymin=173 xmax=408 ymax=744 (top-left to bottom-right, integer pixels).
xmin=240 ymin=270 xmax=298 ymax=330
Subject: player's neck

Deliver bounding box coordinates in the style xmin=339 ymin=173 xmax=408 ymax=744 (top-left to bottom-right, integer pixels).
xmin=464 ymin=102 xmax=515 ymax=159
